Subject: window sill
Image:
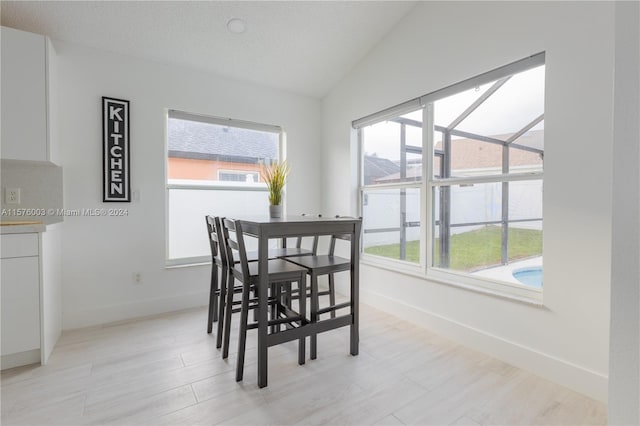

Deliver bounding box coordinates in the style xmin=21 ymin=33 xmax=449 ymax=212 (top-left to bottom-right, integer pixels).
xmin=165 ymin=256 xmax=210 ymax=269
xmin=167 ymin=180 xmax=268 ymax=192
xmin=360 ymin=255 xmax=543 ymax=306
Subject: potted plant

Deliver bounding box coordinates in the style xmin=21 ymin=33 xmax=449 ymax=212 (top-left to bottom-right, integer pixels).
xmin=261 ymin=160 xmax=290 ymax=218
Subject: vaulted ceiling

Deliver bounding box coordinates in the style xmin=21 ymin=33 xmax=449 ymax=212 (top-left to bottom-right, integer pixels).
xmin=1 ymin=1 xmax=417 ymax=98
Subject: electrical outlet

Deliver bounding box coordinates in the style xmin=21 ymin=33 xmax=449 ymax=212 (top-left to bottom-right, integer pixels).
xmin=5 ymin=188 xmax=21 ymax=204
xmin=133 ymin=272 xmax=142 ymax=284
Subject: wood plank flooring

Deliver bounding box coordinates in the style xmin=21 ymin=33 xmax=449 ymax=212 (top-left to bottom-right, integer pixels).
xmin=1 ymin=304 xmax=607 ymax=425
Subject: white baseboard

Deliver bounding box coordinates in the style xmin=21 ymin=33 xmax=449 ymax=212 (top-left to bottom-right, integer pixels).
xmin=1 ymin=349 xmax=41 ymax=370
xmin=361 ymin=288 xmax=608 ymax=403
xmin=62 ymin=291 xmax=209 ymax=330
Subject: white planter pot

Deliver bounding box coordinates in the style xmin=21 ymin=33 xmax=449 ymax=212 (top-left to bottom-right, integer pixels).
xmin=269 ymin=204 xmax=282 ymax=218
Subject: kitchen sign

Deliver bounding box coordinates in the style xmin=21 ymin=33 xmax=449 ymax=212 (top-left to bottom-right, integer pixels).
xmin=102 ymin=97 xmax=130 ymax=202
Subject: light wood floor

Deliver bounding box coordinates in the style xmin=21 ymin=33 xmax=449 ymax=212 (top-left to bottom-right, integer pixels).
xmin=1 ymin=304 xmax=606 ymax=425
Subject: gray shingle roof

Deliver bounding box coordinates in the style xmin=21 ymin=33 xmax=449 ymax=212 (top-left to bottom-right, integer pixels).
xmin=168 ymin=118 xmax=278 ymax=164
xmin=364 ymin=155 xmax=400 ymax=185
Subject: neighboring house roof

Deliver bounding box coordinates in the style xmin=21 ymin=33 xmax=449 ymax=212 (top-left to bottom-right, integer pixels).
xmin=375 ymin=163 xmax=422 ymax=183
xmin=168 ymin=118 xmax=278 ymax=164
xmin=364 ymin=155 xmax=400 ymax=185
xmin=373 ymin=130 xmax=543 ymax=183
xmin=434 ymin=129 xmax=543 ymax=171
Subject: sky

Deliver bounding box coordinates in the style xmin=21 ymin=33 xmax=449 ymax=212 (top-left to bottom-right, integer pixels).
xmin=363 ymin=65 xmax=545 ymax=162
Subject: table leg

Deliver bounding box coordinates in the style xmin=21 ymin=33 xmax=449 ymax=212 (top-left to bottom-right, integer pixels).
xmin=257 ymin=232 xmax=269 ymax=388
xmin=310 ymin=272 xmax=319 ymax=360
xmin=350 ymin=223 xmax=360 ymax=356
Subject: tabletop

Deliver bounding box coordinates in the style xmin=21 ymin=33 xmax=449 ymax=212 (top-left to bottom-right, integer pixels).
xmin=236 ymin=214 xmax=361 ymax=238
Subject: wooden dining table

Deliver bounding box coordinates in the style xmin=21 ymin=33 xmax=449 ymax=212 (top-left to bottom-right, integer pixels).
xmin=234 ymin=214 xmax=362 ymax=388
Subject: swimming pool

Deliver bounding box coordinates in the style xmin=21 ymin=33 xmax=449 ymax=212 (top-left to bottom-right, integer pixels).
xmin=513 ymin=266 xmax=543 ymax=288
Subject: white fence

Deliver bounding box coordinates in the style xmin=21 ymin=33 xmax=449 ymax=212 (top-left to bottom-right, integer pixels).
xmin=168 ymin=180 xmax=542 ymax=260
xmin=362 ymin=180 xmax=542 ymax=248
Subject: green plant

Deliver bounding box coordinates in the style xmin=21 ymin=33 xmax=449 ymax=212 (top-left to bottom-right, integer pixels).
xmin=261 ymin=160 xmax=290 ymax=206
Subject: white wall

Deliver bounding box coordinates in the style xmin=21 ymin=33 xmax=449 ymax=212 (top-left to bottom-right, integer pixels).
xmin=55 ymin=41 xmax=322 ymax=329
xmin=609 ymin=1 xmax=640 ymax=424
xmin=322 ymin=1 xmax=614 ymax=401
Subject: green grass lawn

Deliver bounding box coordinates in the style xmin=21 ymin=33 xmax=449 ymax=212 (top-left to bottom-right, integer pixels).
xmin=364 ymin=226 xmax=542 ymax=271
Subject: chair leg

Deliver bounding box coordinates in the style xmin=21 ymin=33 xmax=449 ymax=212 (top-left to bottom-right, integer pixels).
xmin=270 ymin=283 xmax=277 ymax=334
xmin=310 ymin=272 xmax=319 ymax=360
xmin=274 ymin=283 xmax=282 ymax=333
xmin=213 ymin=267 xmax=219 ymax=323
xmin=252 ymin=287 xmax=259 ymax=322
xmin=286 ymin=282 xmax=296 ymax=310
xmin=236 ymin=280 xmax=251 ymax=382
xmin=216 ymin=267 xmax=228 ymax=349
xmin=298 ymin=274 xmax=306 ymax=365
xmin=207 ymin=266 xmax=218 ymax=333
xmin=328 ymin=273 xmax=336 ymax=319
xmin=222 ymin=273 xmax=234 ymax=359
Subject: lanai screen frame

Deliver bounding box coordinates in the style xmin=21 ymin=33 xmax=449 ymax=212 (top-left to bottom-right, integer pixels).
xmin=356 ymin=52 xmax=544 ymax=277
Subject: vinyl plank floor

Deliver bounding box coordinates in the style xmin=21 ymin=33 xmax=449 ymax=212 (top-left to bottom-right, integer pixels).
xmin=1 ymin=305 xmax=606 ymax=425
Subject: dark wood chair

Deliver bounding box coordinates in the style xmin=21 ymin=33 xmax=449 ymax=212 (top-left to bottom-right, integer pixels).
xmin=265 ymin=213 xmax=319 ymax=260
xmin=284 ymin=231 xmax=352 ymax=360
xmin=206 ymin=215 xmax=244 ymax=351
xmin=205 ymin=216 xmax=225 ymax=335
xmin=206 ymin=215 xmax=315 ymax=352
xmin=221 ymin=217 xmax=309 ymax=381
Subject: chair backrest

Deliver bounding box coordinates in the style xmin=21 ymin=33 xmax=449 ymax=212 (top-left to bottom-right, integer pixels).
xmin=283 ymin=236 xmax=319 ymax=254
xmin=328 ymin=215 xmax=360 ymax=256
xmin=213 ymin=216 xmax=231 ymax=268
xmin=221 ymin=217 xmax=251 ymax=279
xmin=329 ymin=233 xmax=351 ymax=256
xmin=299 ymin=213 xmax=322 ymax=254
xmin=205 ymin=216 xmax=223 ymax=267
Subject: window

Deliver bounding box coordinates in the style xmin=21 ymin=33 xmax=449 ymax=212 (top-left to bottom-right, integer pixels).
xmin=357 ymin=54 xmax=544 ymax=299
xmin=166 ymin=110 xmax=282 ymax=263
xmin=361 ymin=110 xmax=423 ymax=265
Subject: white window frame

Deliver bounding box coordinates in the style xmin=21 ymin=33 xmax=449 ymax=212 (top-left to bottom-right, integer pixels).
xmin=357 ymin=115 xmax=426 ymax=270
xmin=165 ymin=109 xmax=285 ymax=266
xmin=356 ymin=53 xmax=545 ymax=304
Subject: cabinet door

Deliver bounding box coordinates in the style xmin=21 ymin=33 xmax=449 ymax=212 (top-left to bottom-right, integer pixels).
xmin=1 ymin=26 xmax=47 ymax=161
xmin=1 ymin=257 xmax=41 ymax=355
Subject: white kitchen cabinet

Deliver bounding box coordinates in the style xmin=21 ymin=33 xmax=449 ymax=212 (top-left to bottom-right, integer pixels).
xmin=0 ymin=225 xmax=62 ymax=370
xmin=1 ymin=257 xmax=41 ymax=354
xmin=1 ymin=233 xmax=41 ymax=368
xmin=40 ymin=223 xmax=62 ymax=363
xmin=1 ymin=26 xmax=48 ymax=162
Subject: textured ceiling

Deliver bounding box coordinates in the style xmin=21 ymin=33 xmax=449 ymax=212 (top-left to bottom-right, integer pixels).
xmin=0 ymin=1 xmax=417 ymax=98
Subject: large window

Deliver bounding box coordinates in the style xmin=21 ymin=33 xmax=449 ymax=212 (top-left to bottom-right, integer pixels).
xmin=166 ymin=111 xmax=282 ymax=263
xmin=357 ymin=54 xmax=544 ymax=299
xmin=361 ymin=110 xmax=423 ymax=264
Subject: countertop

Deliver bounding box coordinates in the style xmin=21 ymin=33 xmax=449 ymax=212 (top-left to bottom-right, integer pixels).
xmin=0 ymin=220 xmax=46 ymax=234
